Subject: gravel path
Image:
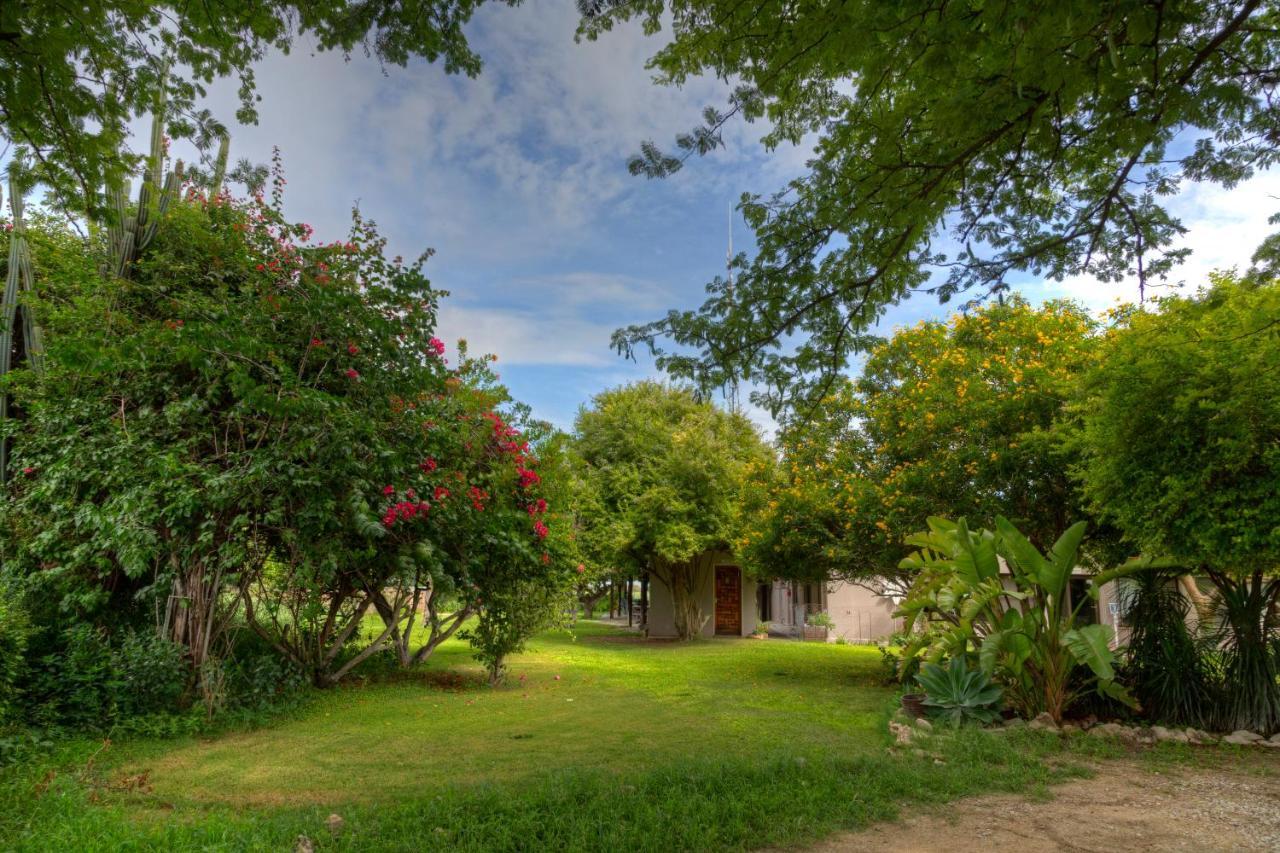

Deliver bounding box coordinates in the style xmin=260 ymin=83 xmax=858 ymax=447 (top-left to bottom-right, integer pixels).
xmin=807 ymin=757 xmax=1280 ymax=852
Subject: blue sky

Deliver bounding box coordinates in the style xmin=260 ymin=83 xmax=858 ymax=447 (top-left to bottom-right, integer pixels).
xmin=175 ymin=0 xmax=1280 ymax=432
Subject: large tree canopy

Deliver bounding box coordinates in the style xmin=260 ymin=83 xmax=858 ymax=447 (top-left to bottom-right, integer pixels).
xmin=0 ymin=0 xmax=504 ymax=214
xmin=581 ymin=0 xmax=1280 ymax=415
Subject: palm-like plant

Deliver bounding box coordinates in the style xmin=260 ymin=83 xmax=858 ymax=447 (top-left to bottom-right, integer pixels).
xmin=896 ymin=516 xmax=1133 ymax=722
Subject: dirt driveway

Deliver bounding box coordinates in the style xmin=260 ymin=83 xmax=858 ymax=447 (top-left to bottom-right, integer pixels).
xmin=809 ymin=757 xmax=1280 ymax=852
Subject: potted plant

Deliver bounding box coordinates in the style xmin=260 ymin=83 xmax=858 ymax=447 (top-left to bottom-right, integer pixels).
xmin=751 ymin=621 xmax=771 ymax=639
xmin=803 ymin=611 xmax=835 ymax=641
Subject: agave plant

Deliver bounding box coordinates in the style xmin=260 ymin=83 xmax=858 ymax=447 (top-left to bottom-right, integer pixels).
xmin=896 ymin=516 xmax=1134 ymax=722
xmin=916 ymin=656 xmax=1003 ymax=726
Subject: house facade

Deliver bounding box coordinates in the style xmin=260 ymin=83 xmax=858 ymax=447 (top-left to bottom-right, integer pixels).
xmin=646 ymin=556 xmax=1132 ymax=644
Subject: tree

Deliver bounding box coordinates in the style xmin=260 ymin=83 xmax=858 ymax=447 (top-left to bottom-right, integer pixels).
xmin=1075 ymin=274 xmax=1280 ymax=733
xmin=738 ymin=298 xmax=1118 ymax=589
xmin=581 ymin=0 xmax=1280 ymax=415
xmin=573 ymin=382 xmax=770 ymax=640
xmin=0 ymin=163 xmax=452 ymax=687
xmin=0 ymin=0 xmax=503 ymax=215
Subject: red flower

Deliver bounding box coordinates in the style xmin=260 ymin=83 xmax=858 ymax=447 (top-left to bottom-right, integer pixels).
xmin=348 ymin=343 xmax=359 ymax=355
xmin=420 ymin=458 xmax=438 ymax=473
xmin=383 ymin=485 xmax=395 ymax=496
xmin=526 ymin=498 xmax=548 ymax=516
xmin=21 ymin=467 xmax=34 ymax=476
xmin=434 ymin=486 xmax=450 ymax=501
xmin=428 ymin=337 xmax=446 ymax=357
xmin=310 ymin=337 xmax=324 ymax=348
xmin=533 ymin=520 xmax=549 ymax=540
xmin=576 ymin=564 xmax=585 ymax=574
xmin=345 ymin=368 xmax=360 ymax=379
xmin=517 ymin=467 xmax=541 ymax=489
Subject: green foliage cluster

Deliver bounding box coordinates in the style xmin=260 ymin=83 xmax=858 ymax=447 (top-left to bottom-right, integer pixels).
xmin=0 ymin=159 xmax=572 ymax=727
xmin=587 ymin=0 xmax=1280 ymax=415
xmin=738 ymin=298 xmax=1118 ymax=589
xmin=897 ymin=517 xmax=1130 ymax=723
xmin=1076 ymin=274 xmax=1280 ymax=733
xmin=572 ymin=381 xmax=771 ymax=639
xmin=0 ymin=0 xmax=507 ymax=215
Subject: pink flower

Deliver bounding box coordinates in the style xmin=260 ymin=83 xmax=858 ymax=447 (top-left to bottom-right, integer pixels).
xmin=383 ymin=485 xmax=395 ymax=496
xmin=345 ymin=368 xmax=360 ymax=379
xmin=21 ymin=467 xmax=34 ymax=476
xmin=533 ymin=520 xmax=549 ymax=540
xmin=427 ymin=337 xmax=446 ymax=357
xmin=576 ymin=564 xmax=585 ymax=574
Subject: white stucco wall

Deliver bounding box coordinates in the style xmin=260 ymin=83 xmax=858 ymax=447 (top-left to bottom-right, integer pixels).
xmin=825 ymin=582 xmax=902 ymax=642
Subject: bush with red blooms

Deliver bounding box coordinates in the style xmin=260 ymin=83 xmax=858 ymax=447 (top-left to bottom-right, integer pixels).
xmin=0 ymin=163 xmax=571 ymax=691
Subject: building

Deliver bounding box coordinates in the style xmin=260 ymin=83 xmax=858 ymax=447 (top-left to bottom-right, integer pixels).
xmin=645 ymin=552 xmax=1131 ymax=644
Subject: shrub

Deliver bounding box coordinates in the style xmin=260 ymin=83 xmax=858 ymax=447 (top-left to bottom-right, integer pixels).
xmin=1119 ymin=573 xmax=1215 ymax=728
xmin=114 ymin=632 xmax=189 ymax=718
xmin=897 ymin=516 xmax=1131 ymax=722
xmin=0 ymin=599 xmax=30 ymax=725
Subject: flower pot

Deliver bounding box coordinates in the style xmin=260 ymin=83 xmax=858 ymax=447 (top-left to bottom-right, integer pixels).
xmin=901 ymin=692 xmax=928 ymax=719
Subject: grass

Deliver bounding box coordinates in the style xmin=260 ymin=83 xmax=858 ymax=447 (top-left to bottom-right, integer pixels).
xmin=0 ymin=621 xmax=1202 ymax=851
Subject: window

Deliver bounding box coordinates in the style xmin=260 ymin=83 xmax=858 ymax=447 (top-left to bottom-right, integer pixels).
xmin=1069 ymin=578 xmax=1097 ymax=625
xmin=757 ymin=584 xmax=772 ymax=621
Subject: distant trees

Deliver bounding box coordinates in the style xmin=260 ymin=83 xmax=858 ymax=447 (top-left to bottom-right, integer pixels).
xmin=573 ymin=382 xmax=770 ymax=639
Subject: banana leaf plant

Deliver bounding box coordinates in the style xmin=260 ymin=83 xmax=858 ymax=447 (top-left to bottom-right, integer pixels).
xmin=895 ymin=516 xmax=1134 ymax=722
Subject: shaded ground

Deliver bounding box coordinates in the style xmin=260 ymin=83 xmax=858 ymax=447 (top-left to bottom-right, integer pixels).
xmin=809 ymin=757 xmax=1280 ymax=852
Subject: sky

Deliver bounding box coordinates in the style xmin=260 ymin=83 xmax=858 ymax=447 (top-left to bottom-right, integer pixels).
xmin=173 ymin=0 xmax=1280 ymax=432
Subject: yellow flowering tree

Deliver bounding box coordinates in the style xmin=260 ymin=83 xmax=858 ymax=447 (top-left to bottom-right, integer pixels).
xmin=739 ymin=297 xmax=1115 ymax=587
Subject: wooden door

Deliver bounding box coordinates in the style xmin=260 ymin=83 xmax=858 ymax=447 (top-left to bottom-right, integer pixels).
xmin=714 ymin=566 xmax=741 ymax=635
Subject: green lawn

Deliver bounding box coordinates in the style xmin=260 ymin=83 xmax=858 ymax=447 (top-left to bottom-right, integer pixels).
xmin=1 ymin=622 xmax=1116 ymax=851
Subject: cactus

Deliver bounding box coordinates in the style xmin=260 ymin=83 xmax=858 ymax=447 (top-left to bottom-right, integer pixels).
xmin=105 ymin=64 xmax=183 ymax=279
xmin=1 ymin=173 xmax=45 ymax=484
xmin=210 ymin=134 xmax=231 ymax=198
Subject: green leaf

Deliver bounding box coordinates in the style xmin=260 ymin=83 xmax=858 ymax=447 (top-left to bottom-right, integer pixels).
xmin=1062 ymin=623 xmax=1117 ymax=681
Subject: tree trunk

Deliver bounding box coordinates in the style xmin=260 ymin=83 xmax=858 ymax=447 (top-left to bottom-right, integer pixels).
xmin=656 ymin=556 xmax=709 ymax=641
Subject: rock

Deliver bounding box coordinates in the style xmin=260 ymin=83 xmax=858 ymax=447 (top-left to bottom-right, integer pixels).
xmin=888 ymin=720 xmax=915 ymax=745
xmin=326 ymin=813 xmax=344 ymax=835
xmin=295 ymin=836 xmax=315 ymax=853
xmin=1260 ymin=739 xmax=1280 ymax=749
xmin=1060 ymin=723 xmax=1081 ymax=736
xmin=1002 ymin=717 xmax=1026 ymax=729
xmin=1269 ymin=733 xmax=1280 ymax=745
xmin=1152 ymin=725 xmax=1190 ymax=744
xmin=1223 ymin=730 xmax=1264 ymax=746
xmin=913 ymin=717 xmax=933 ymax=731
xmin=1087 ymin=722 xmax=1132 ymax=741
xmin=1185 ymin=728 xmax=1217 ymax=745
xmin=933 ymin=758 xmax=945 ymax=765
xmin=1027 ymin=712 xmax=1060 ymax=733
